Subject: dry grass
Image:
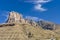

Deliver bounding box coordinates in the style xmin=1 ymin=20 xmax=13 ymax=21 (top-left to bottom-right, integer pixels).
xmin=0 ymin=23 xmax=59 ymax=40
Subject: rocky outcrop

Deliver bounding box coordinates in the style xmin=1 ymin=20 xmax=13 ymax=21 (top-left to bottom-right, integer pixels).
xmin=6 ymin=11 xmax=38 ymax=26
xmin=25 ymin=19 xmax=38 ymax=26
xmin=6 ymin=11 xmax=26 ymax=23
xmin=37 ymin=20 xmax=56 ymax=30
xmin=6 ymin=11 xmax=56 ymax=30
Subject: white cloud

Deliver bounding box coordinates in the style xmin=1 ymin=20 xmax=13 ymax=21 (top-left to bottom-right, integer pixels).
xmin=24 ymin=0 xmax=51 ymax=11
xmin=25 ymin=16 xmax=40 ymax=21
xmin=34 ymin=4 xmax=47 ymax=11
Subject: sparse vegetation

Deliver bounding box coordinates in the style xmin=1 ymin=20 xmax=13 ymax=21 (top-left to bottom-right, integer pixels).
xmin=0 ymin=23 xmax=59 ymax=40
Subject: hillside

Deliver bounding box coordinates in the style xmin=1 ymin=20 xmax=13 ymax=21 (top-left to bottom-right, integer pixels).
xmin=0 ymin=11 xmax=60 ymax=40
xmin=0 ymin=23 xmax=56 ymax=40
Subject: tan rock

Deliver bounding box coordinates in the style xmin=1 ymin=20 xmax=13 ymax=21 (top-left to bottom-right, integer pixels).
xmin=7 ymin=11 xmax=25 ymax=23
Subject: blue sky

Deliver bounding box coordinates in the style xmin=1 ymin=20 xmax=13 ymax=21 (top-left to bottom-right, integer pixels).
xmin=0 ymin=0 xmax=60 ymax=24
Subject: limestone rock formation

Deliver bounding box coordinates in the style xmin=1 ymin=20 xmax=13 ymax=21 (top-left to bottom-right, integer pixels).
xmin=37 ymin=20 xmax=56 ymax=30
xmin=25 ymin=19 xmax=38 ymax=27
xmin=6 ymin=11 xmax=26 ymax=23
xmin=6 ymin=11 xmax=38 ymax=26
xmin=6 ymin=11 xmax=56 ymax=30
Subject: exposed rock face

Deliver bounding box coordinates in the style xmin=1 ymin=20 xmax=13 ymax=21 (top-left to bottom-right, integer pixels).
xmin=6 ymin=11 xmax=25 ymax=23
xmin=6 ymin=11 xmax=56 ymax=30
xmin=24 ymin=18 xmax=38 ymax=27
xmin=38 ymin=20 xmax=56 ymax=30
xmin=6 ymin=11 xmax=38 ymax=26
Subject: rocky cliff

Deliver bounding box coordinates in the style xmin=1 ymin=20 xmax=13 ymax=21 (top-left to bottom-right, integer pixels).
xmin=6 ymin=11 xmax=26 ymax=24
xmin=6 ymin=11 xmax=57 ymax=30
xmin=0 ymin=11 xmax=60 ymax=40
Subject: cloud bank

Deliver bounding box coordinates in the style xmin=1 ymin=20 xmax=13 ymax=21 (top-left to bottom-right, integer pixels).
xmin=24 ymin=0 xmax=51 ymax=11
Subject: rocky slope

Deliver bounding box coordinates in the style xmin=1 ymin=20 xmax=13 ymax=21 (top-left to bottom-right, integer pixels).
xmin=0 ymin=11 xmax=60 ymax=40
xmin=6 ymin=11 xmax=57 ymax=30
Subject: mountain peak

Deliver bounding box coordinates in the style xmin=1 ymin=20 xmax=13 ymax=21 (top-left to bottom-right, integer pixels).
xmin=6 ymin=11 xmax=59 ymax=30
xmin=6 ymin=11 xmax=25 ymax=23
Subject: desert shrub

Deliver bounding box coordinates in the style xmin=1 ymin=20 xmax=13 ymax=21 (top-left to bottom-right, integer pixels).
xmin=28 ymin=32 xmax=33 ymax=38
